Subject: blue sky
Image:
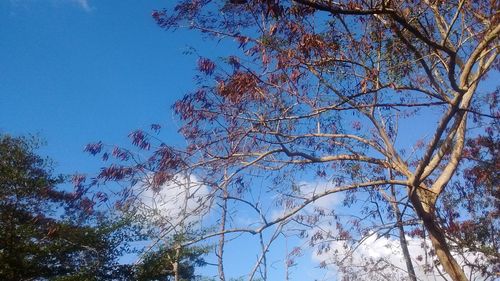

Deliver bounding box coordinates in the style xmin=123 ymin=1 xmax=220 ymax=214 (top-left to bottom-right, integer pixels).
xmin=2 ymin=1 xmax=495 ymax=280
xmin=0 ymin=1 xmax=318 ymax=279
xmin=0 ymin=0 xmax=211 ymax=175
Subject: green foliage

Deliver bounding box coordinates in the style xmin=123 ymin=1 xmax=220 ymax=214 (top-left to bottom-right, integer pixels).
xmin=133 ymin=234 xmax=209 ymax=281
xmin=0 ymin=134 xmax=211 ymax=280
xmin=0 ymin=134 xmax=132 ymax=280
xmin=134 ymin=247 xmax=204 ymax=281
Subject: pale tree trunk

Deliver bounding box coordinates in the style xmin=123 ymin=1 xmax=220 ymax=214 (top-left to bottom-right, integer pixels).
xmin=217 ymin=196 xmax=227 ymax=281
xmin=388 ymin=169 xmax=418 ymax=281
xmin=396 ymin=215 xmax=418 ymax=281
xmin=391 ymin=193 xmax=418 ymax=281
xmin=217 ymin=176 xmax=228 ymax=281
xmin=173 ymin=247 xmax=180 ymax=281
xmin=410 ymin=189 xmax=468 ymax=281
xmin=409 ymin=88 xmax=474 ymax=281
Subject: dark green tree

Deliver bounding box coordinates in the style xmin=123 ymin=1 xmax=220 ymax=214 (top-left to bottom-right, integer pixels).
xmin=134 ymin=242 xmax=208 ymax=281
xmin=0 ymin=134 xmax=132 ymax=280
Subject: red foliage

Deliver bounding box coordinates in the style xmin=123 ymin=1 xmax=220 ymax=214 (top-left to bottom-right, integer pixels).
xmin=88 ymin=2 xmax=500 ymax=279
xmin=98 ymin=165 xmax=135 ymax=182
xmin=217 ymin=71 xmax=264 ymax=103
xmin=84 ymin=141 xmax=103 ymax=155
xmin=129 ymin=130 xmax=151 ymax=150
xmin=197 ymin=57 xmax=215 ymax=75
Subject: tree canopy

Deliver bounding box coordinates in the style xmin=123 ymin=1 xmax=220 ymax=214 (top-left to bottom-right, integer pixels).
xmin=87 ymin=1 xmax=499 ymax=280
xmin=0 ymin=134 xmax=135 ymax=280
xmin=0 ymin=133 xmax=212 ymax=280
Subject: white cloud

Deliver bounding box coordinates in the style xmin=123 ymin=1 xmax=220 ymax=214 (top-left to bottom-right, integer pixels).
xmin=271 ymin=180 xmax=344 ymax=221
xmin=299 ymin=180 xmax=344 ymax=210
xmin=135 ymin=174 xmax=210 ymax=233
xmin=9 ymin=0 xmax=93 ymax=12
xmin=312 ymin=232 xmax=493 ymax=281
xmin=72 ymin=0 xmax=91 ymax=11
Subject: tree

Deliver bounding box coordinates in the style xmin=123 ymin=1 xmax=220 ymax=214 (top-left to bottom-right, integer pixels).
xmin=0 ymin=134 xmax=132 ymax=280
xmin=134 ymin=237 xmax=208 ymax=281
xmin=90 ymin=166 xmax=211 ymax=281
xmin=90 ymin=1 xmax=498 ymax=280
xmin=439 ymin=115 xmax=499 ymax=278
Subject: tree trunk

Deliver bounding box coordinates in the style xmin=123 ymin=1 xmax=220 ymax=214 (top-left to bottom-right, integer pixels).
xmin=217 ymin=185 xmax=228 ymax=281
xmin=394 ymin=202 xmax=418 ymax=281
xmin=410 ymin=190 xmax=468 ymax=281
xmin=389 ymin=170 xmax=418 ymax=281
xmin=173 ymin=246 xmax=180 ymax=281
